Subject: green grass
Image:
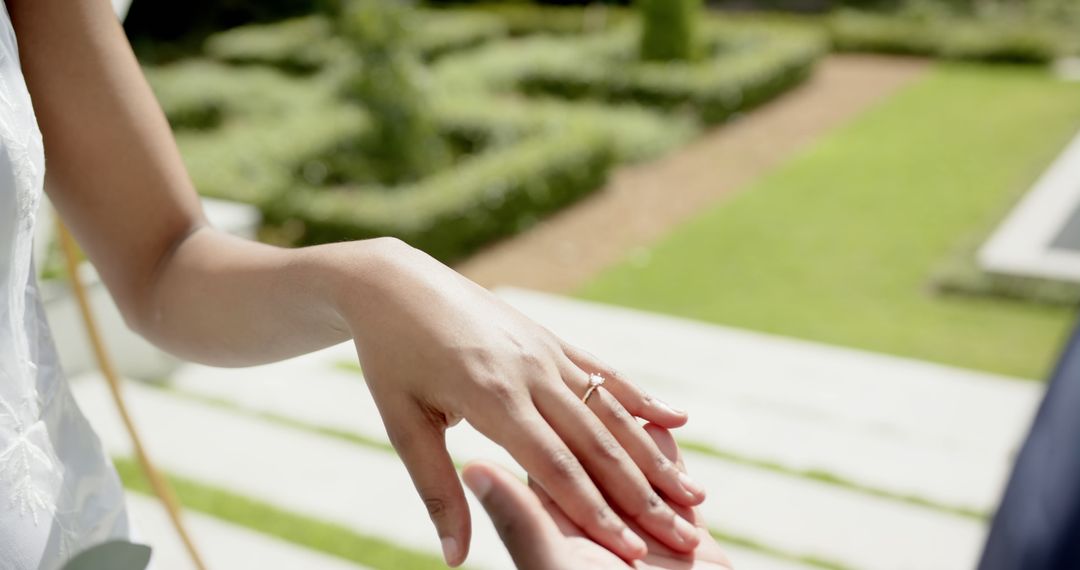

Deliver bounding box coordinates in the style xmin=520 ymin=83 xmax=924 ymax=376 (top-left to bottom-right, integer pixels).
xmin=579 ymin=63 xmax=1080 ymax=379
xmin=113 ymin=457 xmax=448 ymax=570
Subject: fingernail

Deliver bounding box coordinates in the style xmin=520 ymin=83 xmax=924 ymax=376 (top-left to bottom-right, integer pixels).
xmin=464 ymin=470 xmax=492 ymax=500
xmin=652 ymin=397 xmax=686 ymax=416
xmin=441 ymin=536 xmax=460 ymax=566
xmin=621 ymin=526 xmax=646 ymax=555
xmin=678 ymin=471 xmax=705 ymax=498
xmin=675 ymin=516 xmax=699 ymax=546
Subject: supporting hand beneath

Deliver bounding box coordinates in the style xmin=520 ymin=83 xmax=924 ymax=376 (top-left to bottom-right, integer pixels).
xmin=462 ymin=423 xmax=731 ymax=569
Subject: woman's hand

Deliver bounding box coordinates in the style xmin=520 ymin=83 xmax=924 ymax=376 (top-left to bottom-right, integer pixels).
xmin=333 ymin=239 xmax=706 ymax=566
xmin=462 ymin=424 xmax=731 ymax=569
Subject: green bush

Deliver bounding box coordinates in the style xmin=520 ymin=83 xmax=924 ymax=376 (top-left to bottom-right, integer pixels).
xmin=464 ymin=3 xmax=631 ymax=36
xmin=203 ymin=10 xmax=507 ymax=70
xmin=271 ymin=126 xmax=615 ymax=261
xmin=147 ymin=61 xmax=369 ymax=204
xmin=412 ymin=10 xmax=509 ymax=59
xmin=203 ymin=16 xmax=347 ymax=72
xmin=638 ymin=0 xmax=703 ymax=61
xmin=150 ymin=7 xmax=811 ymax=260
xmin=146 ymin=60 xmax=335 ymax=128
xmin=146 ymin=57 xmax=687 ymax=258
xmin=828 ymin=10 xmax=1065 ymax=63
xmin=336 ymin=0 xmax=451 ymax=184
xmin=435 ymin=96 xmax=698 ymax=163
xmin=493 ymin=24 xmax=825 ymax=124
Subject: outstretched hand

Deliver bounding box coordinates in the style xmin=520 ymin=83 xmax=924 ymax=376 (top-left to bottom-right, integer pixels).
xmin=343 ymin=242 xmax=705 ymax=566
xmin=462 ymin=424 xmax=732 ymax=570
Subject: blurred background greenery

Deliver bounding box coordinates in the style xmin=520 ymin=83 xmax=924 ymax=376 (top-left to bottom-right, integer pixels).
xmin=97 ymin=0 xmax=1079 ymax=379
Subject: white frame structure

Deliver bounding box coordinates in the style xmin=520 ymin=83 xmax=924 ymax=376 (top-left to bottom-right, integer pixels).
xmin=979 ymin=131 xmax=1080 ymax=284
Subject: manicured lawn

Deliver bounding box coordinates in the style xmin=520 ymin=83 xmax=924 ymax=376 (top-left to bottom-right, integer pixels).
xmin=579 ymin=63 xmax=1080 ymax=379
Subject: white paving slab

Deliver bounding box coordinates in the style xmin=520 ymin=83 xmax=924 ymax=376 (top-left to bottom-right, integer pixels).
xmin=66 ymin=288 xmax=1045 ymax=569
xmin=497 ymin=288 xmax=1043 ymax=516
xmin=167 ymin=360 xmax=987 ymax=570
xmin=126 ymin=494 xmax=370 ymax=570
xmin=169 ymin=288 xmax=1041 ymax=515
xmin=72 ymin=374 xmax=824 ymax=570
xmin=164 ymin=350 xmax=821 ymax=569
xmin=724 ymin=548 xmax=814 ymax=570
xmin=75 ymin=371 xmax=987 ymax=569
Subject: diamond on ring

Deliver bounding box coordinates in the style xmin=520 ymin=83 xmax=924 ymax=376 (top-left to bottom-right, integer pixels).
xmin=582 ymin=373 xmax=605 ymax=404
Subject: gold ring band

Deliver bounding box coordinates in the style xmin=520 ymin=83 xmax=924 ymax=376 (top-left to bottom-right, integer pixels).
xmin=582 ymin=373 xmax=605 ymax=404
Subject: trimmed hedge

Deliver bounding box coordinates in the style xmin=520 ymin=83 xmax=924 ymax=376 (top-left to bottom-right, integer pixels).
xmin=464 ymin=3 xmax=631 ymax=36
xmin=434 ymin=96 xmax=698 ymax=164
xmin=148 ymin=7 xmax=817 ymax=260
xmin=147 ymin=61 xmax=368 ymax=204
xmin=203 ymin=16 xmax=347 ymax=72
xmin=828 ymin=10 xmax=1066 ymax=63
xmin=146 ymin=58 xmax=689 ymax=259
xmin=435 ymin=23 xmax=825 ymax=124
xmin=639 ymin=0 xmax=703 ymax=61
xmin=204 ymin=10 xmax=507 ymax=70
xmin=270 ymin=126 xmax=615 ymax=261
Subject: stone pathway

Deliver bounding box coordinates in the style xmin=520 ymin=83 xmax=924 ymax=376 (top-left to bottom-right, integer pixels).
xmin=456 ymin=55 xmax=929 ymax=294
xmin=69 ymin=289 xmax=1041 ymax=570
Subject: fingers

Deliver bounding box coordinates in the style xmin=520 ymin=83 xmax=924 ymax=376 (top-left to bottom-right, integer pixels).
xmin=578 ymin=376 xmax=705 ymax=507
xmin=383 ymin=401 xmax=471 ymax=567
xmin=643 ymin=423 xmax=708 ymax=531
xmin=561 ymin=343 xmax=688 ymax=428
xmin=643 ymin=422 xmax=682 ymax=466
xmin=473 ymin=407 xmax=649 ymax=560
xmin=462 ymin=461 xmax=563 ymax=570
xmin=534 ymin=384 xmax=701 ymax=554
xmin=643 ymin=424 xmax=732 ymax=567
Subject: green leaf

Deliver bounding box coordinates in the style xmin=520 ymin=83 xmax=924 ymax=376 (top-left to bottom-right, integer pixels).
xmin=62 ymin=541 xmax=152 ymax=570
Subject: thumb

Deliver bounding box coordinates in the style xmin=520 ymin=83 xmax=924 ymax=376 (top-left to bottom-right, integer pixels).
xmin=462 ymin=461 xmax=563 ymax=570
xmin=385 ymin=406 xmax=471 ymax=567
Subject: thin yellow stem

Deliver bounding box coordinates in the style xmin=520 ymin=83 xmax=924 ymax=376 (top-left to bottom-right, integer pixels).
xmin=57 ymin=221 xmax=208 ymax=570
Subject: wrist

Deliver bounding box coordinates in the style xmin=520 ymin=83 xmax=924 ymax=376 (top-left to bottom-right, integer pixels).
xmin=313 ymin=236 xmax=418 ymax=337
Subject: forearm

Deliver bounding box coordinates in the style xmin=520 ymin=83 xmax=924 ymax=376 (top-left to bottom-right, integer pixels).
xmin=137 ymin=229 xmax=404 ymax=367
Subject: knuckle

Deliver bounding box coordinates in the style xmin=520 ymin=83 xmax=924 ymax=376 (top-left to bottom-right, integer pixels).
xmin=548 ymin=447 xmax=581 ymax=480
xmin=654 ymin=454 xmax=675 ymax=474
xmin=516 ymin=347 xmax=548 ymax=374
xmin=591 ymin=504 xmax=620 ymax=531
xmin=629 ymin=492 xmax=667 ymax=519
xmin=484 ymin=377 xmax=517 ymax=403
xmin=592 ymin=433 xmax=624 ymax=462
xmin=466 ymin=373 xmax=520 ymax=411
xmin=606 ymin=398 xmax=632 ymax=423
xmin=423 ymin=496 xmax=450 ymax=519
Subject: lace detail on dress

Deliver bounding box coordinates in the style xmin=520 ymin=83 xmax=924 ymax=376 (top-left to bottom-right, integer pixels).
xmin=0 ymin=50 xmax=42 ymax=233
xmin=0 ymin=18 xmax=58 ymax=537
xmin=0 ymin=5 xmax=129 ymax=566
xmin=0 ymin=394 xmax=57 ymax=524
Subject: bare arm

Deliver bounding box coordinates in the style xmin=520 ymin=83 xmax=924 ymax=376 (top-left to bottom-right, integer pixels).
xmin=9 ymin=0 xmax=363 ymax=366
xmin=9 ymin=0 xmax=703 ymax=565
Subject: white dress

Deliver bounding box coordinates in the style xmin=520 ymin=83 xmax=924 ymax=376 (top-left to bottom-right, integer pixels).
xmin=0 ymin=2 xmax=132 ymax=568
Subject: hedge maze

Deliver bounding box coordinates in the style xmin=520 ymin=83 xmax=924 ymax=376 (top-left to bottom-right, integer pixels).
xmin=148 ymin=4 xmax=824 ymax=260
